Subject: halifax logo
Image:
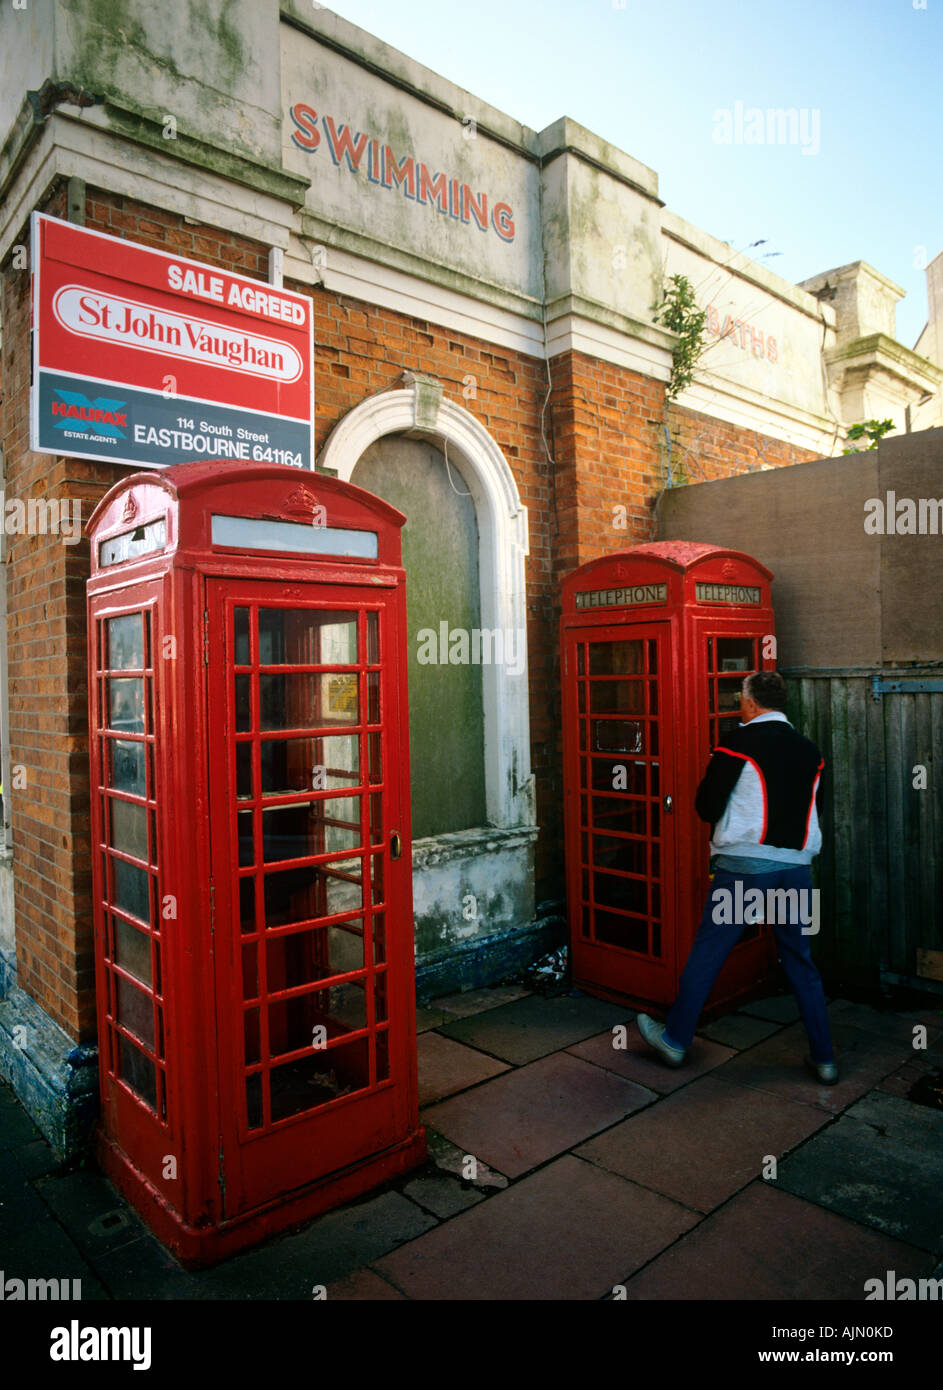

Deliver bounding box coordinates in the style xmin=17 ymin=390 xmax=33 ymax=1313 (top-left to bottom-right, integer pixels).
xmin=51 ymin=388 xmax=128 ymax=439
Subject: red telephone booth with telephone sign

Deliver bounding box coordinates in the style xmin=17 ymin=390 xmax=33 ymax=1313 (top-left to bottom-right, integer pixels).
xmin=561 ymin=542 xmax=778 ymax=1013
xmin=86 ymin=461 xmax=425 ymax=1266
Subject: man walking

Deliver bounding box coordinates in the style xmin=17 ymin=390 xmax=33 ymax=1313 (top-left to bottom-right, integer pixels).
xmin=637 ymin=670 xmax=837 ymax=1083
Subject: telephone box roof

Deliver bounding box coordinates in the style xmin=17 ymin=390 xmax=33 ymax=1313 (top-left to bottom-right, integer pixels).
xmin=565 ymin=541 xmax=773 ymax=581
xmin=85 ymin=460 xmax=407 ymax=536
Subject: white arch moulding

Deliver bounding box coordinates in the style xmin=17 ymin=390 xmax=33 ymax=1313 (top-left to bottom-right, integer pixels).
xmin=318 ymin=383 xmax=536 ymax=831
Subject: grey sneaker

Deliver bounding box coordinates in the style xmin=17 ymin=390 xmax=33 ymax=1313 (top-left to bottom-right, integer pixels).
xmin=805 ymin=1056 xmax=839 ymax=1085
xmin=637 ymin=1013 xmax=686 ymax=1067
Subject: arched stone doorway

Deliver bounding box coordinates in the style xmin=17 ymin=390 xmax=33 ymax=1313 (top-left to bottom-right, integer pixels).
xmin=319 ymin=380 xmax=537 ymax=994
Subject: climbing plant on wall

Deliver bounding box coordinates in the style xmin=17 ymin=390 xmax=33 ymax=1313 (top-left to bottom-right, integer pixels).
xmin=653 ymin=273 xmax=709 ymax=489
xmin=653 ymin=273 xmax=707 ymax=402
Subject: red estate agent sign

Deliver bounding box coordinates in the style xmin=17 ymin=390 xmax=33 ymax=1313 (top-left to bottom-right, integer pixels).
xmin=31 ymin=213 xmax=314 ymax=469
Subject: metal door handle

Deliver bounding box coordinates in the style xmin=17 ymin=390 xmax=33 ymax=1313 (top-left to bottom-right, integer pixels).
xmin=390 ymin=831 xmax=402 ymax=860
xmin=664 ymin=795 xmax=673 ymax=812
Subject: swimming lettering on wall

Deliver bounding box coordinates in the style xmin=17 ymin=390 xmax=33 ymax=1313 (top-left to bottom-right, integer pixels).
xmin=289 ymin=103 xmax=516 ymax=243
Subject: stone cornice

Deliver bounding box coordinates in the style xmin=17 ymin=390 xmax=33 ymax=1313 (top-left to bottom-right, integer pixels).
xmin=805 ymin=259 xmax=906 ymax=301
xmin=0 ymin=94 xmax=42 ymax=212
xmin=826 ymin=333 xmax=943 ymax=392
xmin=1 ymin=95 xmax=309 ymax=225
xmin=296 ymin=209 xmax=544 ymax=323
xmin=534 ymin=118 xmax=661 ymax=202
xmin=94 ymin=100 xmax=309 ymax=206
xmin=543 ymin=291 xmax=678 ymax=352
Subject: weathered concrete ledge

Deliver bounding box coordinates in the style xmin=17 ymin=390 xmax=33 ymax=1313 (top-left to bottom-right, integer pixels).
xmin=414 ymin=908 xmax=567 ymax=1002
xmin=0 ymin=969 xmax=98 ymax=1161
xmin=411 ymin=824 xmax=542 ymax=990
xmin=411 ymin=824 xmax=538 ymax=870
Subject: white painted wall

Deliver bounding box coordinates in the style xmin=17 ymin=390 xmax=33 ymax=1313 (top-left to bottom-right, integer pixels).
xmin=662 ymin=217 xmax=836 ymax=423
xmin=0 ymin=0 xmax=54 ymax=145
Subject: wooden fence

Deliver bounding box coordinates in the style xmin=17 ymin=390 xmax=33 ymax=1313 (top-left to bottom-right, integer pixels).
xmin=783 ymin=668 xmax=943 ymax=994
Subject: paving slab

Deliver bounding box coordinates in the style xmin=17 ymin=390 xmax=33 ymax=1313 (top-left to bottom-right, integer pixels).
xmin=374 ymin=1154 xmax=698 ymax=1300
xmin=11 ymin=1138 xmax=61 ymax=1180
xmin=401 ymin=1170 xmax=487 ymax=1219
xmin=34 ymin=1168 xmax=150 ymax=1260
xmin=414 ymin=1004 xmax=447 ymax=1033
xmin=192 ymin=1188 xmax=437 ymax=1299
xmin=423 ymin=1128 xmax=508 ymax=1189
xmin=773 ymin=1090 xmax=943 ymax=1254
xmin=422 ymin=1050 xmax=653 ymax=1179
xmin=0 ymin=1149 xmax=52 ymax=1242
xmin=567 ymin=1024 xmax=735 ymax=1094
xmin=876 ymin=1048 xmax=943 ymax=1100
xmin=0 ymin=1079 xmax=44 ymax=1148
xmin=716 ymin=1019 xmax=914 ymax=1113
xmin=827 ymin=998 xmax=942 ymax=1046
xmin=417 ymin=1031 xmax=509 ymax=1106
xmin=892 ymin=1007 xmax=943 ymax=1033
xmin=89 ymin=1232 xmax=201 ymax=1300
xmin=326 ymin=1268 xmax=408 ymax=1300
xmin=576 ymin=1073 xmax=830 ymax=1213
xmin=432 ymin=985 xmax=532 ymax=1019
xmin=622 ymin=1182 xmax=935 ymax=1300
xmin=0 ymin=1222 xmax=109 ymax=1300
xmin=699 ymin=1013 xmax=783 ymax=1049
xmin=0 ymin=1120 xmax=104 ymax=1292
xmin=436 ymin=991 xmax=633 ymax=1065
xmin=738 ymin=994 xmax=802 ymax=1024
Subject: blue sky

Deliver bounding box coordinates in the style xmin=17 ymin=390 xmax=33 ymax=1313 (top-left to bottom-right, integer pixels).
xmin=323 ymin=0 xmax=941 ymax=348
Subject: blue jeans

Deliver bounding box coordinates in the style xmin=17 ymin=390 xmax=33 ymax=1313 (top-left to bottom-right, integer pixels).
xmin=664 ymin=866 xmax=835 ymax=1064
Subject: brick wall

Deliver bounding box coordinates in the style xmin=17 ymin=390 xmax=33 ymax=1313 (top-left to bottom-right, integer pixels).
xmin=668 ymin=402 xmax=822 ymax=484
xmin=548 ymin=350 xmax=669 ymax=572
xmin=1 ymin=185 xmax=822 ymax=1038
xmin=3 ymin=180 xmax=102 ymax=1037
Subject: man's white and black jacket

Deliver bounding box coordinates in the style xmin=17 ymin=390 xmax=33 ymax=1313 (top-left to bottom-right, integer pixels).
xmin=695 ymin=711 xmax=825 ymax=865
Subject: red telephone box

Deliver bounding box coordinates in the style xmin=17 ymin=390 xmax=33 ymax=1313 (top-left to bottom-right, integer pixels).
xmin=85 ymin=461 xmax=425 ymax=1266
xmin=561 ymin=541 xmax=778 ymax=1013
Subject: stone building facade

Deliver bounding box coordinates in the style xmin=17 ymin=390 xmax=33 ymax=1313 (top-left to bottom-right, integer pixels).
xmin=0 ymin=0 xmax=939 ymax=1153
